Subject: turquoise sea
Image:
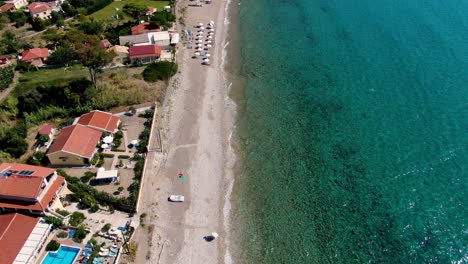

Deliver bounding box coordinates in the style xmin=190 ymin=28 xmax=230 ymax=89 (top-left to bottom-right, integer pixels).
xmin=229 ymin=0 xmax=468 ymax=263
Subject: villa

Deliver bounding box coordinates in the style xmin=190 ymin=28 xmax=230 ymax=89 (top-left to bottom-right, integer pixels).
xmin=28 ymin=2 xmax=52 ymax=20
xmin=21 ymin=48 xmax=49 ymax=67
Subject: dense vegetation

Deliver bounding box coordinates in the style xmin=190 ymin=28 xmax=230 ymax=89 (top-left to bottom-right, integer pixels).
xmin=0 ymin=67 xmax=14 ymax=91
xmin=142 ymin=61 xmax=177 ymax=82
xmin=68 ymin=0 xmax=113 ymax=15
xmin=46 ymin=240 xmax=60 ymax=251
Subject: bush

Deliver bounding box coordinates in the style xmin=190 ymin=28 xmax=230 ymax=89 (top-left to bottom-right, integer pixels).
xmin=142 ymin=61 xmax=177 ymax=82
xmin=69 ymin=212 xmax=86 ymax=226
xmin=74 ymin=225 xmax=87 ymax=243
xmin=81 ymin=171 xmax=95 ymax=183
xmin=117 ymin=186 xmax=124 ymax=192
xmin=103 ymin=223 xmax=111 ymax=232
xmin=102 ymin=153 xmax=114 ymax=158
xmin=44 ymin=216 xmax=62 ymax=226
xmin=118 ymin=155 xmax=130 ymax=159
xmin=0 ymin=67 xmax=14 ymax=91
xmin=46 ymin=240 xmax=60 ymax=251
xmin=57 ymin=231 xmax=68 ymax=238
xmin=56 ymin=209 xmax=70 ymax=217
xmin=90 ymin=203 xmax=99 ymax=213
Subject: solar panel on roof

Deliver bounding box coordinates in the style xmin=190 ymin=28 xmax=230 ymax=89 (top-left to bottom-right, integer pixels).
xmin=18 ymin=170 xmax=35 ymax=176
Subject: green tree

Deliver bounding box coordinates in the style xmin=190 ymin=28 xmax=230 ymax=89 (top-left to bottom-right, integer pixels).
xmin=79 ymin=19 xmax=104 ymax=35
xmin=10 ymin=11 xmax=27 ymax=27
xmin=0 ymin=30 xmax=19 ymax=54
xmin=46 ymin=47 xmax=79 ymax=66
xmin=42 ymin=28 xmax=62 ymax=49
xmin=80 ymin=45 xmax=115 ymax=88
xmin=46 ymin=240 xmax=60 ymax=251
xmin=74 ymin=225 xmax=87 ymax=243
xmin=122 ymin=3 xmax=148 ymax=21
xmin=0 ymin=151 xmax=14 ymax=163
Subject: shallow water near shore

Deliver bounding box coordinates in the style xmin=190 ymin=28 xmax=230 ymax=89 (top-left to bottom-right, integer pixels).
xmin=229 ymin=0 xmax=468 ymax=263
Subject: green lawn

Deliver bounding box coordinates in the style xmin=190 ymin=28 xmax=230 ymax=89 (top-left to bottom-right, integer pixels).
xmin=15 ymin=65 xmax=89 ymax=96
xmin=88 ymin=0 xmax=170 ymax=21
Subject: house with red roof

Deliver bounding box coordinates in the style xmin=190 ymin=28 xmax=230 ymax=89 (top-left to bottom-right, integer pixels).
xmin=0 ymin=213 xmax=51 ymax=264
xmin=21 ymin=48 xmax=49 ymax=67
xmin=0 ymin=163 xmax=66 ymax=214
xmin=129 ymin=44 xmax=161 ymax=64
xmin=77 ymin=110 xmax=120 ymax=133
xmin=28 ymin=2 xmax=51 ymax=20
xmin=4 ymin=0 xmax=27 ymax=9
xmin=146 ymin=6 xmax=157 ymax=16
xmin=38 ymin=124 xmax=55 ymax=139
xmin=131 ymin=22 xmax=160 ymax=35
xmin=0 ymin=55 xmax=11 ymax=68
xmin=47 ymin=124 xmax=102 ymax=166
xmin=0 ymin=3 xmax=15 ymax=12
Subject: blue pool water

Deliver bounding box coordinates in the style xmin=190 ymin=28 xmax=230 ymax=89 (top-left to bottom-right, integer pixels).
xmin=42 ymin=246 xmax=80 ymax=264
xmin=68 ymin=229 xmax=76 ymax=238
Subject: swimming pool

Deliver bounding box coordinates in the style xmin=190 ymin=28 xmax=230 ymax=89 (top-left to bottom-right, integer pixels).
xmin=42 ymin=246 xmax=80 ymax=264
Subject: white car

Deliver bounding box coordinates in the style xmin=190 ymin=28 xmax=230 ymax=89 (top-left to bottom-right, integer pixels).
xmin=169 ymin=195 xmax=185 ymax=202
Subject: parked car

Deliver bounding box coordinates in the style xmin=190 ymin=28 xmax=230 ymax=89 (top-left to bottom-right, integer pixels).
xmin=168 ymin=195 xmax=185 ymax=202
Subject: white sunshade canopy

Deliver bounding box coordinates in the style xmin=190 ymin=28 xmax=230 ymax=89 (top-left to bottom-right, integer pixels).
xmin=197 ymin=44 xmax=203 ymax=47
xmin=207 ymin=40 xmax=212 ymax=44
xmin=195 ymin=52 xmax=201 ymax=56
xmin=101 ymin=143 xmax=109 ymax=149
xmin=203 ymin=58 xmax=210 ymax=62
xmin=103 ymin=136 xmax=113 ymax=143
xmin=198 ymin=22 xmax=203 ymax=26
xmin=207 ymin=36 xmax=213 ymax=39
xmin=206 ymin=44 xmax=212 ymax=47
xmin=205 ymin=54 xmax=211 ymax=57
xmin=210 ymin=20 xmax=214 ymax=24
xmin=131 ymin=139 xmax=139 ymax=145
xmin=197 ymin=40 xmax=203 ymax=43
xmin=209 ymin=32 xmax=214 ymax=36
xmin=200 ymin=26 xmax=205 ymax=30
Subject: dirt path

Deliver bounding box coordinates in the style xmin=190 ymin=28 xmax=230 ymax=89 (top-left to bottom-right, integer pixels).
xmin=0 ymin=70 xmax=19 ymax=102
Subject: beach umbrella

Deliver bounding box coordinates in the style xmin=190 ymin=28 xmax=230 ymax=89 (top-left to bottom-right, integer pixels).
xmin=203 ymin=58 xmax=210 ymax=62
xmin=210 ymin=20 xmax=214 ymax=24
xmin=205 ymin=54 xmax=211 ymax=57
xmin=103 ymin=136 xmax=113 ymax=144
xmin=131 ymin=139 xmax=138 ymax=145
xmin=101 ymin=143 xmax=109 ymax=149
xmin=198 ymin=22 xmax=203 ymax=27
xmin=211 ymin=232 xmax=219 ymax=238
xmin=207 ymin=40 xmax=212 ymax=44
xmin=206 ymin=44 xmax=212 ymax=48
xmin=197 ymin=40 xmax=203 ymax=43
xmin=195 ymin=52 xmax=201 ymax=56
xmin=207 ymin=36 xmax=213 ymax=39
xmin=209 ymin=32 xmax=214 ymax=36
xmin=198 ymin=29 xmax=204 ymax=33
xmin=200 ymin=26 xmax=205 ymax=30
xmin=209 ymin=29 xmax=215 ymax=32
xmin=197 ymin=44 xmax=202 ymax=47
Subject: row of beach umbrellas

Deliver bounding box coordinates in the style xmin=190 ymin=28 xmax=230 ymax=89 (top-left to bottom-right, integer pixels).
xmin=194 ymin=21 xmax=215 ymax=64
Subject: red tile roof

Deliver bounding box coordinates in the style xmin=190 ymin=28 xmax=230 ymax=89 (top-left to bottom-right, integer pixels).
xmin=129 ymin=44 xmax=161 ymax=59
xmin=77 ymin=110 xmax=120 ymax=133
xmin=48 ymin=124 xmax=102 ymax=158
xmin=38 ymin=124 xmax=54 ymax=135
xmin=28 ymin=2 xmax=50 ymax=14
xmin=0 ymin=163 xmax=56 ymax=178
xmin=0 ymin=3 xmax=15 ymax=12
xmin=21 ymin=48 xmax=49 ymax=62
xmin=0 ymin=176 xmax=44 ymax=199
xmin=0 ymin=213 xmax=40 ymax=264
xmin=131 ymin=22 xmax=160 ymax=35
xmin=0 ymin=176 xmax=65 ymax=211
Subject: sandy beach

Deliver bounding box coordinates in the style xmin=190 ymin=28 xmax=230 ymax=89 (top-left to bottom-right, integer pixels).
xmin=133 ymin=0 xmax=233 ymax=263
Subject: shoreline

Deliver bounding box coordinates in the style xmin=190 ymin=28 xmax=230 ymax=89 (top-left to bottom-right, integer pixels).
xmin=133 ymin=0 xmax=236 ymax=262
